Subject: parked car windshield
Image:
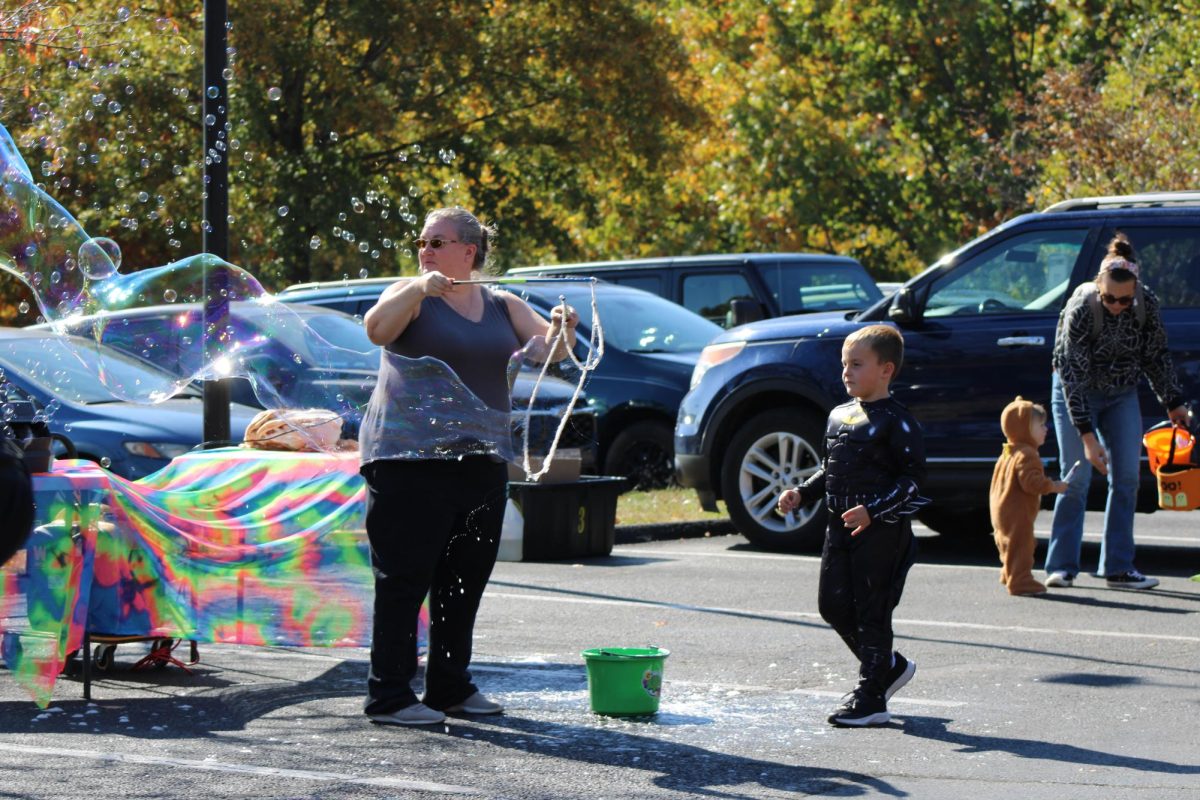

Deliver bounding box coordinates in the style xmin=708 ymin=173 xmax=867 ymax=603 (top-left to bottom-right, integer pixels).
xmin=264 ymin=306 xmax=377 ymax=370
xmin=520 ymin=284 xmax=722 ymax=353
xmin=0 ymin=333 xmax=194 ymax=404
xmin=759 ymin=262 xmax=884 ymax=315
xmin=923 ymin=229 xmax=1088 ymax=317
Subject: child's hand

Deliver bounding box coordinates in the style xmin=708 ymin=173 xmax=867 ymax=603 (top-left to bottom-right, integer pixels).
xmin=776 ymin=489 xmax=802 ymax=514
xmin=842 ymin=505 xmax=871 ymax=536
xmin=1053 ymin=480 xmax=1069 ymax=494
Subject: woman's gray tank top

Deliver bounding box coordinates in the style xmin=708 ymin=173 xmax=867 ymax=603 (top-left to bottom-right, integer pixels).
xmin=387 ymin=291 xmax=520 ymax=410
xmin=358 ymin=289 xmax=522 ymax=464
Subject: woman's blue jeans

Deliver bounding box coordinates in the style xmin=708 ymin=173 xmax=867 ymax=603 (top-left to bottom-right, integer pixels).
xmin=1046 ymin=372 xmax=1143 ymax=578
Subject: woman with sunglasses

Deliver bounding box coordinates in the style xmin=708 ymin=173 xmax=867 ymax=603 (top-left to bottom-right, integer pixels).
xmin=359 ymin=207 xmax=577 ymax=726
xmin=1045 ymin=233 xmax=1188 ymax=591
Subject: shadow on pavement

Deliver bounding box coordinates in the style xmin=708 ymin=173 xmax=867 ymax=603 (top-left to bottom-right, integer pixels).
xmin=895 ymin=629 xmax=1200 ymax=678
xmin=1037 ymin=672 xmax=1142 ymax=687
xmin=457 ymin=712 xmax=907 ymax=798
xmin=0 ymin=660 xmax=363 ymax=736
xmin=1033 ymin=592 xmax=1197 ymax=612
xmin=900 ymin=716 xmax=1200 ymax=776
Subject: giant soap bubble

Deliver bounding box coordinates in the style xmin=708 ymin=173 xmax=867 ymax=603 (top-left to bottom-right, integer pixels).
xmin=0 ymin=122 xmax=599 ymax=465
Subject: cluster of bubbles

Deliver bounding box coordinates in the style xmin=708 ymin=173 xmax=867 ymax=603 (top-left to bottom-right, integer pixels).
xmin=1 ymin=121 xmax=596 ymax=467
xmin=1 ymin=121 xmax=374 ymax=447
xmin=1 ymin=5 xmax=590 ymax=469
xmin=7 ymin=3 xmax=468 ymax=292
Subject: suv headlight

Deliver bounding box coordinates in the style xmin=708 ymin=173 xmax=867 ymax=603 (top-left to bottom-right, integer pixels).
xmin=123 ymin=441 xmax=193 ymax=459
xmin=690 ymin=341 xmax=746 ymax=389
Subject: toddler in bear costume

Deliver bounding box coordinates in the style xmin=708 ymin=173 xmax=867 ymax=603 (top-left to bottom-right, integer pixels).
xmin=989 ymin=397 xmax=1067 ymax=596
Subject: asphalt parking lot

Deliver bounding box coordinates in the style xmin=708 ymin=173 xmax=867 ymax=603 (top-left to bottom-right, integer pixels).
xmin=1 ymin=509 xmax=1197 ymax=799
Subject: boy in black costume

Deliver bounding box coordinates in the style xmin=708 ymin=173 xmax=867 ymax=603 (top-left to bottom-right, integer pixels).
xmin=778 ymin=324 xmax=926 ymax=727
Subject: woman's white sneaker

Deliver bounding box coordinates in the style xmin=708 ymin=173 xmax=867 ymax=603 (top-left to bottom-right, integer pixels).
xmin=1045 ymin=571 xmax=1074 ymax=588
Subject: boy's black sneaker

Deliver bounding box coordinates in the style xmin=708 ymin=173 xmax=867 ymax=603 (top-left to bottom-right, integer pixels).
xmin=883 ymin=652 xmax=916 ymax=701
xmin=827 ymin=689 xmax=890 ymax=727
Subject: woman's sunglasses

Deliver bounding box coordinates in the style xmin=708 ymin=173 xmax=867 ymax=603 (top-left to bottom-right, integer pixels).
xmin=1100 ymin=292 xmax=1134 ymax=307
xmin=414 ymin=237 xmax=460 ymax=250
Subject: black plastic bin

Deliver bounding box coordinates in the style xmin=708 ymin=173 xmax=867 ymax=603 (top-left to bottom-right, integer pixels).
xmin=506 ymin=476 xmax=627 ymax=560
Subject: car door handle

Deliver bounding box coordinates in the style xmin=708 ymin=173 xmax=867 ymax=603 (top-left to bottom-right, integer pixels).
xmin=996 ymin=336 xmax=1045 ymax=347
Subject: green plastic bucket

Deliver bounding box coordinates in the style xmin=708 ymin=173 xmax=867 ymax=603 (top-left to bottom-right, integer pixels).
xmin=581 ymin=647 xmax=670 ymax=715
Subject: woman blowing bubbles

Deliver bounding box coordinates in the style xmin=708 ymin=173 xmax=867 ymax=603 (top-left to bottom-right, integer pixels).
xmin=359 ymin=207 xmax=577 ymax=726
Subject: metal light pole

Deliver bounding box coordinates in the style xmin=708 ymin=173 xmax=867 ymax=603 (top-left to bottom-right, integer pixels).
xmin=202 ymin=0 xmax=231 ymax=445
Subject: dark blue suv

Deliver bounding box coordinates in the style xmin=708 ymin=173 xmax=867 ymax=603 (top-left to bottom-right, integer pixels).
xmin=676 ymin=193 xmax=1200 ymax=550
xmin=277 ymin=278 xmax=721 ymax=488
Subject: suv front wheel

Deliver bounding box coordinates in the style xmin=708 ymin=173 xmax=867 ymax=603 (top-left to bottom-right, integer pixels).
xmin=720 ymin=410 xmax=827 ymax=551
xmin=604 ymin=420 xmax=675 ymax=490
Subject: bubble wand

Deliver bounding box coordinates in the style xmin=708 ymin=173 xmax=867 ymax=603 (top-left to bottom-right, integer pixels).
xmin=452 ymin=275 xmax=603 ymax=480
xmin=450 ymin=276 xmax=599 ymax=285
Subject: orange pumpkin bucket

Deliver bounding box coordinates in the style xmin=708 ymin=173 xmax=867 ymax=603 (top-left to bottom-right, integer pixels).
xmin=1144 ymin=422 xmax=1200 ymax=511
xmin=1143 ymin=423 xmax=1194 ymax=475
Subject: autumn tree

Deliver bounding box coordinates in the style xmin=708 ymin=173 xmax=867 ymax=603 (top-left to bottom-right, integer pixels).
xmin=0 ymin=0 xmax=702 ymax=322
xmin=1012 ymin=6 xmax=1200 ymax=205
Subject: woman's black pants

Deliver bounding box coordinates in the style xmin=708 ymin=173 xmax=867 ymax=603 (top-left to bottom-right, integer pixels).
xmin=817 ymin=517 xmax=917 ymax=697
xmin=362 ymin=457 xmax=507 ymax=715
xmin=0 ymin=452 xmax=34 ymax=568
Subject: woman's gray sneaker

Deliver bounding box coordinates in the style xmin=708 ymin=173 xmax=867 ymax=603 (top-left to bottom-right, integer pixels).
xmin=369 ymin=702 xmax=447 ymax=726
xmin=444 ymin=692 xmax=504 ymax=715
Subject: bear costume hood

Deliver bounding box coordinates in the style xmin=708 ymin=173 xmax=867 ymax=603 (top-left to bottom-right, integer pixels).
xmin=1000 ymin=397 xmax=1040 ymax=452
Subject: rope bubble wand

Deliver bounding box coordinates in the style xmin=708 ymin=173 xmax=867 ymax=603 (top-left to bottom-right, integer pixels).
xmin=453 ymin=276 xmax=603 ymax=481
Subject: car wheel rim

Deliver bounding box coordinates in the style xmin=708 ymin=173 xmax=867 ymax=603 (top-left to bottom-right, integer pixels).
xmin=737 ymin=430 xmax=821 ymax=533
xmin=616 ymin=442 xmax=674 ymax=491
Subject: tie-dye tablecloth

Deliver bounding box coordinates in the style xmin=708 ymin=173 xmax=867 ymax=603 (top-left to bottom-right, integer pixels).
xmin=1 ymin=449 xmax=421 ymax=707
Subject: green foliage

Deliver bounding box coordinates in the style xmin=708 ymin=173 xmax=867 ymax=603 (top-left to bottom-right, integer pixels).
xmin=0 ymin=0 xmax=701 ymax=318
xmin=1 ymin=0 xmax=1198 ymax=325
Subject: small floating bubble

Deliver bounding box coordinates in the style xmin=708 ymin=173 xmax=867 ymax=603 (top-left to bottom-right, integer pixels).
xmin=267 ymin=87 xmax=282 ymax=101
xmin=78 ymin=237 xmax=121 ymax=279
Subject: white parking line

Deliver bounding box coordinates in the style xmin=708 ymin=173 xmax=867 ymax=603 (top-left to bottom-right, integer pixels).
xmin=486 ymin=591 xmax=1200 ymax=644
xmin=612 ymin=546 xmax=997 ymax=572
xmin=611 ymin=546 xmax=818 ymax=563
xmin=0 ymin=741 xmax=478 ymax=794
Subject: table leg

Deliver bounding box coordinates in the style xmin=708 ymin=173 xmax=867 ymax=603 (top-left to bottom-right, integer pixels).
xmin=81 ymin=629 xmax=91 ymax=701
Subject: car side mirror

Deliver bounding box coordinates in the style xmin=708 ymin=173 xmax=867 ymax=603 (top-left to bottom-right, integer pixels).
xmin=888 ymin=287 xmax=921 ymax=324
xmin=727 ymin=298 xmax=765 ymax=328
